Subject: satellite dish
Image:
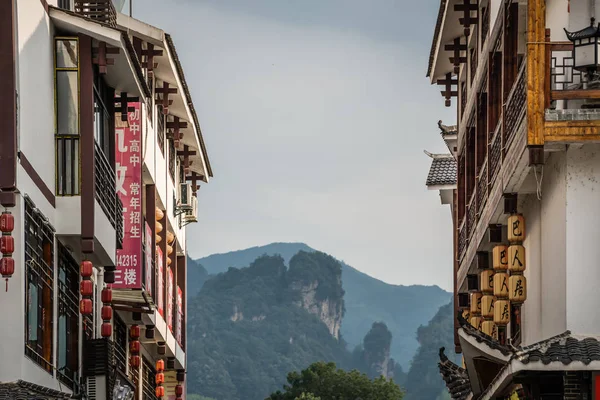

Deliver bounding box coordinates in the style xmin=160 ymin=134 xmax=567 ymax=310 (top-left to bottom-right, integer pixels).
xmin=113 ymin=0 xmax=126 ymax=13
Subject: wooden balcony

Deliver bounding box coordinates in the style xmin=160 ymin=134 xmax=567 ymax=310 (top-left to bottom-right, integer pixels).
xmin=456 ymin=59 xmax=527 ymax=265
xmin=94 ymin=142 xmax=124 ymax=247
xmin=74 ymin=0 xmax=117 ymax=28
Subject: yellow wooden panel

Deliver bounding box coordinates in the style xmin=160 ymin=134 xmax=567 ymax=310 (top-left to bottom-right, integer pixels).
xmin=527 ymin=0 xmax=546 ymax=147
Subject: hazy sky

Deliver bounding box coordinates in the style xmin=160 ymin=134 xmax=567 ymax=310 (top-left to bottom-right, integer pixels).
xmin=132 ymin=0 xmax=456 ymax=291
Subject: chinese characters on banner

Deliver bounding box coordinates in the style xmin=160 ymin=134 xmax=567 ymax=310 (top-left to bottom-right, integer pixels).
xmin=177 ymin=286 xmax=183 ymax=345
xmin=144 ymin=223 xmax=152 ymax=296
xmin=114 ymin=102 xmax=142 ymax=289
xmin=157 ymin=246 xmax=164 ymax=316
xmin=167 ymin=267 xmax=174 ymax=332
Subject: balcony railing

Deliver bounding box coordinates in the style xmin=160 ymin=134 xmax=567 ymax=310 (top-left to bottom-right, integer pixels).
xmin=504 ymin=61 xmax=527 ymax=149
xmin=94 ymin=142 xmax=124 ymax=247
xmin=142 ymin=357 xmax=158 ymax=400
xmin=477 ymin=161 xmax=488 ymax=215
xmin=489 ymin=121 xmax=502 ymax=187
xmin=458 ymin=218 xmax=467 ymax=263
xmin=74 ymin=1 xmax=117 ymax=28
xmin=467 ymin=192 xmax=477 ymax=239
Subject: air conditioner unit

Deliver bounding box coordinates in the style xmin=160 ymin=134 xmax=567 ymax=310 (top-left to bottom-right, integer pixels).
xmin=178 ymin=182 xmax=193 ymax=210
xmin=183 ymin=196 xmax=198 ymax=224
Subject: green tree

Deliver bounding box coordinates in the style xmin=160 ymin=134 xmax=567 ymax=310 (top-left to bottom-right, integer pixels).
xmin=295 ymin=394 xmax=321 ymax=400
xmin=267 ymin=362 xmax=403 ymax=400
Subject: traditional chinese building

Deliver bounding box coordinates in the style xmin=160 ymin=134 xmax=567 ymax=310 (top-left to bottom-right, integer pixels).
xmin=425 ymin=0 xmax=600 ymax=398
xmin=0 ymin=1 xmax=212 ymax=399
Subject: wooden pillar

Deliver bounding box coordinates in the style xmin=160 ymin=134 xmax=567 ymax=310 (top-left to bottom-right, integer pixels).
xmin=527 ymin=0 xmax=546 ymax=147
xmin=0 ymin=0 xmax=17 ymax=207
xmin=453 ymin=189 xmax=461 ymax=352
xmin=79 ymin=34 xmax=95 ymax=253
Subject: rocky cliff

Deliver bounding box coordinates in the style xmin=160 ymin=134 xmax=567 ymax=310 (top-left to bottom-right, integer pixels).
xmin=359 ymin=322 xmax=395 ymax=379
xmin=288 ymin=251 xmax=345 ymax=340
xmin=291 ymin=280 xmax=343 ymax=339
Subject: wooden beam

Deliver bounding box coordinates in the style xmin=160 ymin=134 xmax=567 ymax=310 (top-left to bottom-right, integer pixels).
xmin=550 ymin=89 xmax=600 ymax=100
xmin=527 ymin=0 xmax=546 ymax=147
xmin=155 ymin=87 xmax=178 ymax=94
xmin=545 ymin=120 xmax=600 ymax=141
xmin=166 ymin=121 xmax=188 ymax=129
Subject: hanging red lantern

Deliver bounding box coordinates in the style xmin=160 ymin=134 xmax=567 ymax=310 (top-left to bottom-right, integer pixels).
xmin=130 ymin=325 xmax=140 ymax=339
xmin=130 ymin=355 xmax=141 ymax=368
xmin=80 ymin=261 xmax=93 ymax=277
xmin=0 ymin=257 xmax=14 ymax=277
xmin=101 ymin=287 xmax=112 ymax=303
xmin=101 ymin=322 xmax=112 ymax=337
xmin=101 ymin=305 xmax=112 ymax=320
xmin=155 ymin=372 xmax=165 ymax=385
xmin=156 ymin=359 xmax=165 ymax=372
xmin=80 ymin=280 xmax=94 ymax=296
xmin=80 ymin=298 xmax=93 ymax=315
xmin=0 ymin=236 xmax=14 ymax=254
xmin=175 ymin=385 xmax=183 ymax=396
xmin=155 ymin=387 xmax=165 ymax=398
xmin=129 ymin=340 xmax=140 ymax=353
xmin=0 ymin=212 xmax=14 ymax=233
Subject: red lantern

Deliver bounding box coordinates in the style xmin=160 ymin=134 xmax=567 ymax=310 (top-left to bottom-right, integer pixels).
xmin=101 ymin=305 xmax=112 ymax=320
xmin=80 ymin=298 xmax=93 ymax=315
xmin=0 ymin=236 xmax=14 ymax=254
xmin=156 ymin=359 xmax=164 ymax=372
xmin=80 ymin=261 xmax=93 ymax=278
xmin=175 ymin=385 xmax=183 ymax=396
xmin=80 ymin=280 xmax=93 ymax=296
xmin=101 ymin=322 xmax=112 ymax=337
xmin=129 ymin=339 xmax=140 ymax=353
xmin=155 ymin=386 xmax=165 ymax=397
xmin=156 ymin=372 xmax=165 ymax=384
xmin=0 ymin=257 xmax=14 ymax=277
xmin=0 ymin=212 xmax=14 ymax=233
xmin=101 ymin=287 xmax=112 ymax=303
xmin=130 ymin=355 xmax=141 ymax=368
xmin=130 ymin=325 xmax=140 ymax=339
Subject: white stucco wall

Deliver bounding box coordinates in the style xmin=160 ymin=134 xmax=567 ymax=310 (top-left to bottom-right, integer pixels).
xmin=565 ymin=144 xmax=600 ymax=334
xmin=540 ymin=151 xmax=567 ymax=337
xmin=16 ymin=0 xmax=56 ymax=194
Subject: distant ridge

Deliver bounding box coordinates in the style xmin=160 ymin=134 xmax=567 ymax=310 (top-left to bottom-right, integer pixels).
xmin=189 ymin=242 xmax=450 ymax=369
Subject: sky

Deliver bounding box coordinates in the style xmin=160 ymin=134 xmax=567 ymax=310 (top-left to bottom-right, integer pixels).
xmin=131 ymin=0 xmax=456 ymax=291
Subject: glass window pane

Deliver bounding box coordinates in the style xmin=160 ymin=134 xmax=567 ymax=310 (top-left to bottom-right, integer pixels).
xmin=73 ymin=139 xmax=79 ymax=195
xmin=56 ymin=39 xmax=78 ymax=68
xmin=28 ymin=282 xmax=38 ymax=341
xmin=57 ymin=71 xmax=79 ymax=136
xmin=57 ymin=140 xmax=64 ymax=195
xmin=58 ymin=314 xmax=66 ymax=368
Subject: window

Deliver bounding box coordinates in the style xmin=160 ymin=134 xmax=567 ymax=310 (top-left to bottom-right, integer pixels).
xmin=142 ymin=356 xmax=158 ymax=400
xmin=55 ymin=37 xmax=80 ymax=196
xmin=157 ymin=106 xmax=165 ymax=154
xmin=510 ymin=304 xmax=522 ymax=345
xmin=168 ymin=138 xmax=176 ymax=182
xmin=114 ymin=315 xmax=128 ymax=376
xmin=24 ymin=197 xmax=55 ymax=373
xmin=58 ymin=0 xmax=72 ymax=10
xmin=57 ymin=243 xmax=79 ymax=388
xmin=93 ymin=65 xmax=114 ymax=159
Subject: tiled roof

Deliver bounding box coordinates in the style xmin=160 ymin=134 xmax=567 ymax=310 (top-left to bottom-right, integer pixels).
xmin=438 ymin=347 xmax=472 ymax=400
xmin=438 ymin=120 xmax=458 ymax=136
xmin=457 ymin=311 xmax=513 ymax=356
xmin=426 ymin=153 xmax=457 ymax=186
xmin=516 ymin=331 xmax=600 ymax=365
xmin=0 ymin=380 xmax=71 ymax=399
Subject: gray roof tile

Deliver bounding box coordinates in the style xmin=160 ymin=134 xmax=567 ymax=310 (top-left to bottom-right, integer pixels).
xmin=426 ymin=155 xmax=457 ymax=186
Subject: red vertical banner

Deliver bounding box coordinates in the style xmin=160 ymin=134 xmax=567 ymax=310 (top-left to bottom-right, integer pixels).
xmin=167 ymin=267 xmax=174 ymax=332
xmin=144 ymin=222 xmax=152 ymax=296
xmin=177 ymin=286 xmax=183 ymax=345
xmin=114 ymin=102 xmax=142 ymax=289
xmin=157 ymin=246 xmax=164 ymax=316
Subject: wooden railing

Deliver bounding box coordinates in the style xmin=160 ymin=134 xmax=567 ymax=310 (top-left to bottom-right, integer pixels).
xmin=458 ymin=218 xmax=467 ymax=263
xmin=489 ymin=120 xmax=502 ymax=187
xmin=94 ymin=142 xmax=123 ymax=247
xmin=504 ymin=61 xmax=527 ymax=149
xmin=467 ymin=192 xmax=477 ymax=239
xmin=74 ymin=1 xmax=117 ymax=28
xmin=477 ymin=160 xmax=488 ymax=215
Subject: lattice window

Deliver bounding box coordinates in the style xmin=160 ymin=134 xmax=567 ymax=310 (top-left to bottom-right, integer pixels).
xmin=57 ymin=242 xmax=80 ymax=388
xmin=24 ymin=197 xmax=55 ymax=374
xmin=142 ymin=356 xmax=158 ymax=400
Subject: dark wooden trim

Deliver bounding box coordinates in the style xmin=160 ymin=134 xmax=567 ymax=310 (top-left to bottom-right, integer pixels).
xmin=145 ymin=184 xmax=156 ymax=297
xmin=550 ymin=89 xmax=600 ymax=100
xmin=79 ymin=34 xmax=95 ymax=253
xmin=19 ymin=152 xmax=56 ymax=208
xmin=0 ymin=0 xmax=17 ymax=208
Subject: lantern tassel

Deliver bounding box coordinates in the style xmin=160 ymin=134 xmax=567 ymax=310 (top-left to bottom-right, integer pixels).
xmin=5 ymin=279 xmax=8 ymax=292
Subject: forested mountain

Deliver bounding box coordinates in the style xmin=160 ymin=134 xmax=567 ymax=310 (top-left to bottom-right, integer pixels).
xmin=190 ymin=243 xmax=451 ymax=368
xmin=186 ymin=252 xmax=393 ymax=399
xmin=403 ymin=302 xmax=458 ymax=400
